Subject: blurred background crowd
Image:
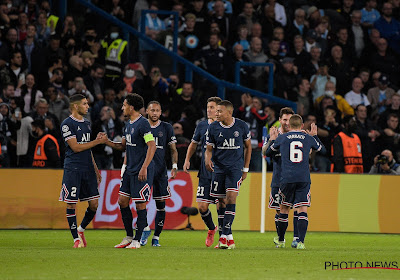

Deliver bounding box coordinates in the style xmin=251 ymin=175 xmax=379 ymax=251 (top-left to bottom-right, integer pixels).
xmin=0 ymin=0 xmax=399 ymax=174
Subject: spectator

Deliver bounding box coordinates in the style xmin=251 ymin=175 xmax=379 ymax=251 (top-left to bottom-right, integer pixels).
xmin=209 ymin=0 xmax=232 ymax=45
xmin=302 ymin=45 xmax=321 ymax=79
xmin=232 ymin=25 xmax=250 ymax=52
xmin=378 ymin=93 xmax=400 ymax=128
xmin=359 ymin=29 xmax=380 ymax=69
xmin=354 ymin=104 xmax=380 ymax=172
xmin=310 ymin=61 xmax=336 ymax=101
xmin=345 ymin=77 xmax=370 ymax=109
xmin=14 ymin=73 xmax=43 ymax=115
xmin=285 ymin=8 xmax=309 ymax=41
xmin=172 ymin=122 xmax=191 ymax=169
xmin=361 ymin=0 xmax=380 ymax=29
xmin=91 ymin=88 xmax=119 ymax=121
xmin=0 ymin=102 xmax=21 ymax=167
xmin=0 ymin=50 xmax=27 ymax=89
xmin=236 ymin=2 xmax=257 ymax=33
xmin=67 ymin=76 xmax=94 ymax=105
xmin=331 ymin=115 xmax=364 ymax=173
xmin=266 ymin=0 xmax=287 ymax=27
xmin=170 ymin=82 xmax=201 ymax=123
xmin=0 ymin=83 xmax=15 ymax=103
xmin=30 ymin=98 xmax=60 ymax=142
xmin=316 ymin=81 xmax=354 ymax=117
xmin=273 ymin=26 xmax=289 ymax=57
xmin=207 ymin=0 xmax=233 ymax=14
xmin=350 ymin=10 xmax=367 ymax=59
xmin=369 ymin=149 xmax=400 ymax=175
xmin=180 ymin=13 xmax=201 ymax=62
xmin=328 ymin=45 xmax=353 ymax=95
xmin=187 ymin=0 xmax=209 ymax=43
xmin=141 ymin=66 xmax=169 ymax=105
xmin=260 ymin=4 xmax=282 ymax=39
xmin=84 ymin=63 xmax=105 ymax=102
xmin=358 ymin=68 xmax=373 ymax=92
xmin=35 ymin=11 xmax=52 ymax=46
xmin=244 ymin=37 xmax=268 ymax=92
xmin=46 ymin=86 xmax=69 ymax=123
xmin=367 ymin=74 xmax=396 ymax=119
xmin=331 ymin=27 xmax=356 ymax=66
xmin=81 ymin=51 xmax=97 ymax=76
xmin=275 ymin=57 xmax=300 ymax=101
xmin=120 ymin=63 xmax=145 ymax=96
xmin=290 ymin=35 xmax=312 ymax=79
xmin=21 ymin=24 xmax=42 ymax=73
xmin=229 ymin=44 xmax=253 ymax=89
xmin=304 ymin=29 xmax=326 ymax=56
xmin=250 ymin=22 xmax=268 ymax=50
xmin=92 ymin=106 xmax=124 ymax=169
xmin=297 ymin=78 xmax=313 ymax=117
xmin=264 ymin=105 xmax=280 ymax=133
xmin=380 ymin=114 xmax=400 ymax=153
xmin=374 ymin=2 xmax=400 ymax=55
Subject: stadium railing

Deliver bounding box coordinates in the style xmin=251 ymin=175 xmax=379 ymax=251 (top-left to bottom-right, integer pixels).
xmin=73 ymin=0 xmax=297 ymax=110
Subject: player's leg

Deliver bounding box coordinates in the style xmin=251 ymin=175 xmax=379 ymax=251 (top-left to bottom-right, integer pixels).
xmin=66 ymin=203 xmax=82 ymax=248
xmin=276 ymin=183 xmax=295 ymax=248
xmin=77 ymin=171 xmax=100 ymax=247
xmin=217 ymin=198 xmax=226 ymax=237
xmin=129 ymin=201 xmax=147 ymax=249
xmin=115 ymin=173 xmax=134 ymax=248
xmin=151 ymin=199 xmax=166 ymax=247
xmin=219 ymin=190 xmax=237 ymax=249
xmin=269 ymin=186 xmax=281 ymax=244
xmin=291 ymin=210 xmax=300 ymax=248
xmin=293 ymin=183 xmax=311 ymax=249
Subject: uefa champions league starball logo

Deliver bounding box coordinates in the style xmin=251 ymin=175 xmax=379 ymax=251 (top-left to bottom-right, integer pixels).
xmin=234 ymin=131 xmax=239 ymax=137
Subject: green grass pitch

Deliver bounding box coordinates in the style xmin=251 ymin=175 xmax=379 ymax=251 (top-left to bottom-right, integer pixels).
xmin=0 ymin=230 xmax=399 ymax=280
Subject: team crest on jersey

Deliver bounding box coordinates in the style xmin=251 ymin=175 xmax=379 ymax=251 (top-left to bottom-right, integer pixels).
xmin=62 ymin=125 xmax=69 ymax=132
xmin=234 ymin=131 xmax=239 ymax=137
xmin=131 ymin=128 xmax=134 ymax=134
xmin=158 ymin=131 xmax=163 ymax=137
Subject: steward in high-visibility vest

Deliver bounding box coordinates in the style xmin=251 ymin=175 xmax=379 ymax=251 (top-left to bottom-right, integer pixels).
xmin=101 ymin=28 xmax=128 ymax=81
xmin=330 ymin=116 xmax=363 ymax=173
xmin=31 ymin=119 xmax=61 ymax=168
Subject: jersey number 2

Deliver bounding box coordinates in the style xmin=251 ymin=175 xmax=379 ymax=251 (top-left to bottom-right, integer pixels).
xmin=290 ymin=141 xmax=303 ymax=163
xmin=71 ymin=187 xmax=77 ymax=197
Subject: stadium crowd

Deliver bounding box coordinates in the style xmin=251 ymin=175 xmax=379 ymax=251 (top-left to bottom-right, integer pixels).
xmin=0 ymin=0 xmax=399 ymax=174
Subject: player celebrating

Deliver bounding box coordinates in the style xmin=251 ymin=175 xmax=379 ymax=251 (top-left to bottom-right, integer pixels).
xmin=262 ymin=107 xmax=301 ymax=248
xmin=266 ymin=115 xmax=326 ymax=249
xmin=105 ymin=93 xmax=156 ymax=249
xmin=183 ymin=97 xmax=223 ymax=248
xmin=59 ymin=94 xmax=107 ymax=248
xmin=205 ymin=100 xmax=252 ymax=249
xmin=140 ymin=101 xmax=178 ymax=247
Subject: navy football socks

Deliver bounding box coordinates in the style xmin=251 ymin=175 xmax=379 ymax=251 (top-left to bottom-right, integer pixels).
xmin=66 ymin=208 xmax=78 ymax=240
xmin=217 ymin=207 xmax=225 ymax=236
xmin=154 ymin=201 xmax=166 ymax=237
xmin=275 ymin=213 xmax=280 ymax=236
xmin=120 ymin=206 xmax=134 ymax=237
xmin=200 ymin=209 xmax=216 ymax=230
xmin=297 ymin=212 xmax=308 ymax=243
xmin=222 ymin=204 xmax=236 ymax=236
xmin=80 ymin=207 xmax=96 ymax=229
xmin=293 ymin=211 xmax=299 ymax=240
xmin=134 ymin=209 xmax=147 ymax=241
xmin=277 ymin=213 xmax=289 ymax=242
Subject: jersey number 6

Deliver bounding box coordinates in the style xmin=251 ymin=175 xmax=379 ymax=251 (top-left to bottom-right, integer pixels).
xmin=290 ymin=141 xmax=303 ymax=163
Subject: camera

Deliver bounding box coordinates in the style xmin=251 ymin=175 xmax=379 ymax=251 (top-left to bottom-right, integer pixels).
xmin=377 ymin=155 xmax=388 ymax=165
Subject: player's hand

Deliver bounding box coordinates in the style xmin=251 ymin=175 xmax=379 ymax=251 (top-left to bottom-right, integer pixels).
xmin=242 ymin=172 xmax=248 ymax=180
xmin=309 ymin=123 xmax=318 ymax=136
xmin=183 ymin=160 xmax=190 ymax=173
xmin=138 ymin=167 xmax=147 ymax=182
xmin=269 ymin=127 xmax=279 ymax=140
xmin=170 ymin=168 xmax=177 ymax=179
xmin=205 ymin=160 xmax=214 ymax=172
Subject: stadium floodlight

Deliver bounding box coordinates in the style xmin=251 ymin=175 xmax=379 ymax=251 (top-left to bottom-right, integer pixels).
xmin=179 ymin=207 xmax=199 ymax=230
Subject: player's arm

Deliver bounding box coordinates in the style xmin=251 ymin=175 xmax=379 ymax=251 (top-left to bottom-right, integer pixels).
xmin=138 ymin=133 xmax=156 ymax=182
xmin=183 ymin=141 xmax=198 ymax=173
xmin=205 ymin=144 xmax=214 ymax=172
xmin=309 ymin=123 xmax=327 ymax=155
xmin=91 ymin=151 xmax=102 ymax=185
xmin=169 ymin=142 xmax=178 ymax=178
xmin=105 ymin=137 xmax=126 ymax=151
xmin=121 ymin=155 xmax=127 ymax=178
xmin=242 ymin=138 xmax=252 ymax=180
xmin=66 ymin=132 xmax=107 ymax=153
xmin=262 ymin=127 xmax=278 ymax=156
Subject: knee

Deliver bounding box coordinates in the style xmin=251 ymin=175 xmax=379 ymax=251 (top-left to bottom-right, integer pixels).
xmin=156 ymin=200 xmax=165 ymax=210
xmin=89 ymin=200 xmax=98 ymax=212
xmin=198 ymin=203 xmax=208 ymax=213
xmin=118 ymin=196 xmax=129 ymax=208
xmin=135 ymin=202 xmax=146 ymax=211
xmin=66 ymin=203 xmax=76 ymax=210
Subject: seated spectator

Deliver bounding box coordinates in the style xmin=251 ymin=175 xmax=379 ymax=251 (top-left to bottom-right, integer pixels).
xmin=369 ymin=149 xmax=400 ymax=174
xmin=378 ymin=93 xmax=400 ymax=128
xmin=361 ymin=0 xmax=381 ymax=29
xmin=14 ymin=74 xmax=43 ymax=115
xmin=285 ymin=8 xmax=308 ymax=41
xmin=380 ymin=113 xmax=400 ymax=153
xmin=232 ymin=25 xmax=250 ymax=52
xmin=355 ymin=104 xmax=380 ymax=172
xmin=345 ymin=77 xmax=370 ymax=109
xmin=273 ymin=26 xmax=289 ymax=57
xmin=310 ymin=61 xmax=336 ymax=101
xmin=316 ymin=81 xmax=354 ymax=117
xmin=367 ymin=74 xmax=396 ymax=119
xmin=305 ymin=29 xmax=326 ymax=56
xmin=358 ymin=68 xmax=373 ymax=92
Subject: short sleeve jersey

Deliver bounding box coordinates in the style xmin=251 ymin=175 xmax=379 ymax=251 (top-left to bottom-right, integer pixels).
xmin=192 ymin=119 xmax=213 ymax=179
xmin=206 ymin=118 xmax=250 ymax=170
xmin=123 ymin=115 xmax=154 ymax=174
xmin=270 ymin=131 xmax=322 ymax=183
xmin=61 ymin=115 xmax=93 ymax=171
xmin=264 ymin=131 xmax=283 ymax=187
xmin=151 ymin=120 xmax=176 ymax=168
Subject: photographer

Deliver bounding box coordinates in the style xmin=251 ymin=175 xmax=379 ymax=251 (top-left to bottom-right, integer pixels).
xmin=369 ymin=150 xmax=400 ymax=175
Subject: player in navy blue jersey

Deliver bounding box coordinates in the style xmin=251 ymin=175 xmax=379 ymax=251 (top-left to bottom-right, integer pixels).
xmin=139 ymin=101 xmax=178 ymax=247
xmin=262 ymin=107 xmax=301 ymax=248
xmin=205 ymin=100 xmax=252 ymax=249
xmin=59 ymin=94 xmax=107 ymax=248
xmin=183 ymin=97 xmax=223 ymax=248
xmin=105 ymin=94 xmax=156 ymax=249
xmin=266 ymin=114 xmax=326 ymax=249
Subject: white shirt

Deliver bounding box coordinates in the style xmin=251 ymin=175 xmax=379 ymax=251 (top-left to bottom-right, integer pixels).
xmin=345 ymin=90 xmax=370 ymax=107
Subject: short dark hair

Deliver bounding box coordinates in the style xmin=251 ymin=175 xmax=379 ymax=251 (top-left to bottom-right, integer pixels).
xmin=218 ymin=100 xmax=233 ymax=110
xmin=126 ymin=93 xmax=144 ymax=112
xmin=289 ymin=114 xmax=303 ymax=128
xmin=31 ymin=119 xmax=45 ymax=130
xmin=279 ymin=107 xmax=295 ymax=118
xmin=387 ymin=113 xmax=399 ymax=121
xmin=207 ymin=97 xmax=222 ymax=104
xmin=91 ymin=63 xmax=105 ymax=72
xmin=69 ymin=94 xmax=86 ymax=104
xmin=342 ymin=115 xmax=355 ymax=125
xmin=147 ymin=100 xmax=161 ymax=108
xmin=355 ymin=104 xmax=367 ymax=112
